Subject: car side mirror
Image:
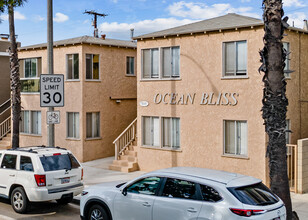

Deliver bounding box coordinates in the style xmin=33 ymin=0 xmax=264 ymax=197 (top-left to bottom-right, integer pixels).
xmin=122 ymin=187 xmax=127 ymax=196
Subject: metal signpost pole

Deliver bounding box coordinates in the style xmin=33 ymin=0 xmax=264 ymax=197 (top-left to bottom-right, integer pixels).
xmin=47 ymin=0 xmax=54 ymax=147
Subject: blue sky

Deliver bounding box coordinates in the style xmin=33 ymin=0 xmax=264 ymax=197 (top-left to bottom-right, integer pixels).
xmin=0 ymin=0 xmax=307 ymax=46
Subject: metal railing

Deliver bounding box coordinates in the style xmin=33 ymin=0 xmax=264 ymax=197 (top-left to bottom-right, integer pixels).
xmin=0 ymin=99 xmax=11 ymax=116
xmin=113 ymin=118 xmax=137 ymax=160
xmin=287 ymin=144 xmax=298 ymax=193
xmin=0 ymin=116 xmax=11 ymax=140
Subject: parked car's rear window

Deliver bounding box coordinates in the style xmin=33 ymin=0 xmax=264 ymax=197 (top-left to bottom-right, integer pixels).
xmin=40 ymin=154 xmax=80 ymax=172
xmin=228 ymin=183 xmax=279 ymax=206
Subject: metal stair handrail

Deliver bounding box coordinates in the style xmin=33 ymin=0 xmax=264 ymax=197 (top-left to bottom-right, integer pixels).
xmin=0 ymin=116 xmax=11 ymax=140
xmin=113 ymin=118 xmax=137 ymax=160
xmin=0 ymin=98 xmax=11 ymax=116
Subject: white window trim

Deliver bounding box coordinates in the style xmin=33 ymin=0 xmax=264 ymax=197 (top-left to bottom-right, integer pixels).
xmin=141 ymin=46 xmax=180 ymax=80
xmin=66 ymin=53 xmax=79 ymax=80
xmin=20 ymin=110 xmax=41 ymax=136
xmin=222 ymin=40 xmax=248 ymax=79
xmin=86 ymin=54 xmax=100 ymax=80
xmin=283 ymin=42 xmax=291 ymax=79
xmin=161 ymin=117 xmax=180 ymax=149
xmin=223 ymin=120 xmax=248 ymax=157
xmin=67 ymin=112 xmax=79 ymax=139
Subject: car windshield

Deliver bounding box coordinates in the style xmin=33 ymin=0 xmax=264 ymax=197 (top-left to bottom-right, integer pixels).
xmin=228 ymin=182 xmax=279 ymax=206
xmin=40 ymin=154 xmax=80 ymax=172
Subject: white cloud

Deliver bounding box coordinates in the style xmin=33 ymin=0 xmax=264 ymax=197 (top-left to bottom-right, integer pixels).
xmin=241 ymin=0 xmax=251 ymax=2
xmin=53 ymin=12 xmax=69 ymax=23
xmin=112 ymin=0 xmax=118 ymax=3
xmin=0 ymin=11 xmax=26 ymax=21
xmin=283 ymin=0 xmax=305 ymax=7
xmin=167 ymin=1 xmax=260 ymax=20
xmin=99 ymin=17 xmax=195 ymax=36
xmin=35 ymin=15 xmax=45 ymax=21
xmin=288 ymin=12 xmax=307 ymax=28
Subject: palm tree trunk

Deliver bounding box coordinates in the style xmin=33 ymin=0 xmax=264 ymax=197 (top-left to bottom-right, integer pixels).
xmin=8 ymin=4 xmax=21 ymax=149
xmin=260 ymin=0 xmax=292 ymax=219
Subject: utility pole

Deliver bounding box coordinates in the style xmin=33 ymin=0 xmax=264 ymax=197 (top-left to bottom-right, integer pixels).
xmin=47 ymin=0 xmax=54 ymax=147
xmin=84 ymin=10 xmax=108 ymax=37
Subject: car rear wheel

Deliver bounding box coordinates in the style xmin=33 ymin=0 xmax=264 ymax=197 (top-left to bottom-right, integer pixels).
xmin=88 ymin=204 xmax=109 ymax=220
xmin=11 ymin=187 xmax=29 ymax=214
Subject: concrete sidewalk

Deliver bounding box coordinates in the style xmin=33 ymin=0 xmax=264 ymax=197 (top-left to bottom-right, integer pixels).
xmin=78 ymin=157 xmax=308 ymax=219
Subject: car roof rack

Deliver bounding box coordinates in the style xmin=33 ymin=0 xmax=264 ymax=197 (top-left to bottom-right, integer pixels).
xmin=7 ymin=145 xmax=67 ymax=153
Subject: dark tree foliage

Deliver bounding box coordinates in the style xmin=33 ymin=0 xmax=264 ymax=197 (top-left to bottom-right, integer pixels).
xmin=0 ymin=0 xmax=27 ymax=149
xmin=259 ymin=0 xmax=297 ymax=219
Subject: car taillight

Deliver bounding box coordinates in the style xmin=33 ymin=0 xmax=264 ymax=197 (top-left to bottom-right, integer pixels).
xmin=53 ymin=153 xmax=61 ymax=156
xmin=81 ymin=168 xmax=84 ymax=180
xmin=230 ymin=208 xmax=265 ymax=217
xmin=34 ymin=174 xmax=46 ymax=187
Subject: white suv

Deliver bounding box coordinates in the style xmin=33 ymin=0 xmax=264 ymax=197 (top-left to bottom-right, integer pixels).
xmin=0 ymin=146 xmax=84 ymax=213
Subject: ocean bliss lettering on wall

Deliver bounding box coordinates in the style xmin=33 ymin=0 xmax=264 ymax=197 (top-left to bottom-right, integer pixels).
xmin=154 ymin=93 xmax=239 ymax=106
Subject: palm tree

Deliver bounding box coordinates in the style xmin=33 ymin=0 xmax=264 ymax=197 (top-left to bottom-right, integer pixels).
xmin=0 ymin=0 xmax=26 ymax=149
xmin=259 ymin=0 xmax=297 ymax=219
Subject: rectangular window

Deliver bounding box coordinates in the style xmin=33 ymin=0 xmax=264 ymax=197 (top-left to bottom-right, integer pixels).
xmin=86 ymin=54 xmax=99 ymax=80
xmin=67 ymin=112 xmax=79 ymax=139
xmin=20 ymin=58 xmax=41 ymax=92
xmin=283 ymin=42 xmax=291 ymax=78
xmin=223 ymin=41 xmax=247 ymax=77
xmin=1 ymin=154 xmax=17 ymax=169
xmin=67 ymin=54 xmax=79 ymax=80
xmin=162 ymin=47 xmax=180 ymax=78
xmin=20 ymin=110 xmax=41 ymax=135
xmin=224 ymin=120 xmax=247 ymax=156
xmin=142 ymin=116 xmax=159 ymax=146
xmin=142 ymin=48 xmax=159 ymax=78
xmin=162 ymin=117 xmax=180 ymax=149
xmin=20 ymin=156 xmax=34 ymax=172
xmin=86 ymin=112 xmax=100 ymax=138
xmin=126 ymin=57 xmax=135 ymax=75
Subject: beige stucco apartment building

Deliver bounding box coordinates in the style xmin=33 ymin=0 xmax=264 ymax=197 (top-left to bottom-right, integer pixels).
xmin=126 ymin=14 xmax=308 ymax=191
xmin=18 ymin=35 xmax=137 ymax=162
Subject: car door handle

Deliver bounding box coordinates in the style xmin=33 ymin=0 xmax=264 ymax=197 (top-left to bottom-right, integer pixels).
xmin=187 ymin=208 xmax=197 ymax=213
xmin=142 ymin=202 xmax=151 ymax=207
xmin=9 ymin=174 xmax=15 ymax=177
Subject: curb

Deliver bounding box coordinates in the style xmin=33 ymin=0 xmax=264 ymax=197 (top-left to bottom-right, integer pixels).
xmin=72 ymin=197 xmax=80 ymax=205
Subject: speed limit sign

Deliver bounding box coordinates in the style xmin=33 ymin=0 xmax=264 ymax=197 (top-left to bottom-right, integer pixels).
xmin=40 ymin=74 xmax=64 ymax=107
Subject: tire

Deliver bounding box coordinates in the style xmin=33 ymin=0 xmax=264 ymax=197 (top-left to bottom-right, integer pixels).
xmin=87 ymin=204 xmax=109 ymax=220
xmin=11 ymin=187 xmax=29 ymax=214
xmin=56 ymin=195 xmax=73 ymax=205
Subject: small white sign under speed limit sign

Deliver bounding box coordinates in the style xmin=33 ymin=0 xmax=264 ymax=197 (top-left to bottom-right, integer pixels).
xmin=47 ymin=111 xmax=60 ymax=124
xmin=40 ymin=74 xmax=64 ymax=107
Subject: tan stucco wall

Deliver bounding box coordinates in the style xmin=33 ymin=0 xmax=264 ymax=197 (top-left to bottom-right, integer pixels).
xmin=0 ymin=40 xmax=11 ymax=123
xmin=136 ymin=27 xmax=307 ymax=183
xmin=18 ymin=43 xmax=137 ymax=162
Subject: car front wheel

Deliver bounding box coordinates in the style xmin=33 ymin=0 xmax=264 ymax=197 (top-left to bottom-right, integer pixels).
xmin=11 ymin=187 xmax=29 ymax=214
xmin=88 ymin=204 xmax=109 ymax=220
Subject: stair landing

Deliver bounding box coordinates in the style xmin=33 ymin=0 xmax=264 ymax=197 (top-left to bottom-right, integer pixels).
xmin=0 ymin=133 xmax=11 ymax=149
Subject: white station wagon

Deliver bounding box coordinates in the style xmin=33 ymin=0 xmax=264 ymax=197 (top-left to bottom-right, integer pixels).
xmin=80 ymin=167 xmax=286 ymax=220
xmin=0 ymin=146 xmax=84 ymax=213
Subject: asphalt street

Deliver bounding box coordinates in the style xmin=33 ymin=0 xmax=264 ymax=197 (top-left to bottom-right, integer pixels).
xmin=0 ymin=197 xmax=80 ymax=220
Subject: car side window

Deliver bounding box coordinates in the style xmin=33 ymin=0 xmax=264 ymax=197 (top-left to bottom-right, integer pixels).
xmin=20 ymin=156 xmax=34 ymax=172
xmin=200 ymin=184 xmax=222 ymax=202
xmin=162 ymin=178 xmax=197 ymax=200
xmin=1 ymin=154 xmax=17 ymax=169
xmin=127 ymin=176 xmax=161 ymax=195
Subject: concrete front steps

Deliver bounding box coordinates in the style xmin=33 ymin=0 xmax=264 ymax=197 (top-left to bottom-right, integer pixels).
xmin=109 ymin=145 xmax=139 ymax=173
xmin=0 ymin=133 xmax=11 ymax=149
